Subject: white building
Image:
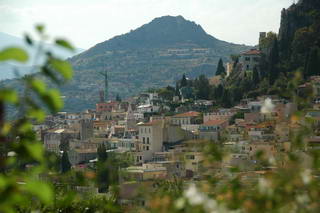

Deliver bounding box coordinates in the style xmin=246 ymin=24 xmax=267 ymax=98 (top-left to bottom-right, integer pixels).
xmin=138 ymin=120 xmax=164 ymax=162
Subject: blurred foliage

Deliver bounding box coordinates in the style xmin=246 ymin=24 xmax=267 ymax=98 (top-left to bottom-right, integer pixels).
xmin=0 ymin=25 xmax=120 ymax=212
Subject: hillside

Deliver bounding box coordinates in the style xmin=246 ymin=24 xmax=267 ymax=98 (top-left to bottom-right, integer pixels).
xmin=215 ymin=0 xmax=320 ymax=108
xmin=63 ymin=16 xmax=250 ymax=112
xmin=1 ymin=16 xmax=251 ymax=112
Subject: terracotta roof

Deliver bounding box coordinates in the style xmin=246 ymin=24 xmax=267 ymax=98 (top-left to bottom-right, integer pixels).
xmin=203 ymin=119 xmax=227 ymax=126
xmin=242 ymin=49 xmax=261 ymax=55
xmin=138 ymin=120 xmax=163 ymax=126
xmin=173 ymin=111 xmax=200 ymax=118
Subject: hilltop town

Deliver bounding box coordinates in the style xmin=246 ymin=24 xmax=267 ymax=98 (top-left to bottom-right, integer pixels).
xmin=36 ymin=27 xmax=320 ymax=204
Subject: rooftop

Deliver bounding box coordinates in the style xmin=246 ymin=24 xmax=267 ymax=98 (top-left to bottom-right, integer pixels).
xmin=202 ymin=119 xmax=227 ymax=126
xmin=242 ymin=49 xmax=261 ymax=56
xmin=173 ymin=111 xmax=200 ymax=118
xmin=138 ymin=120 xmax=163 ymax=126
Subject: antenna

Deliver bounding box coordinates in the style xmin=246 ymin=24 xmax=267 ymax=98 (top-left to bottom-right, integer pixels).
xmin=98 ymin=69 xmax=109 ymax=102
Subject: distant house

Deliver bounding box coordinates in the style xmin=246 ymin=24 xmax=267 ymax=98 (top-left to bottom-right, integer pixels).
xmin=171 ymin=111 xmax=201 ymax=126
xmin=203 ymin=109 xmax=235 ymax=123
xmin=43 ymin=128 xmax=79 ymax=154
xmin=239 ymin=49 xmax=261 ymax=71
xmin=68 ymin=148 xmax=98 ymax=165
xmin=199 ymin=119 xmax=228 ymax=141
xmin=184 ymin=152 xmax=204 ymax=176
xmin=246 ymin=122 xmax=275 ymax=142
xmin=137 ymin=104 xmax=160 ymax=114
xmin=242 ymin=142 xmax=277 ymax=160
xmin=137 ymin=120 xmax=165 ymax=162
xmin=124 ymin=163 xmax=167 ymax=181
xmin=96 ymin=101 xmax=119 ymax=113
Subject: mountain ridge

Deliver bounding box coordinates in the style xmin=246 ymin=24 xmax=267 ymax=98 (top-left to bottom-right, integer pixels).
xmin=75 ymin=15 xmax=247 ymax=59
xmin=1 ymin=15 xmax=252 ymax=112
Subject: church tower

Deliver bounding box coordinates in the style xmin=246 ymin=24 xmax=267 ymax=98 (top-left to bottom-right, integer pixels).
xmin=125 ymin=103 xmax=136 ymax=130
xmin=103 ymin=70 xmax=109 ymax=102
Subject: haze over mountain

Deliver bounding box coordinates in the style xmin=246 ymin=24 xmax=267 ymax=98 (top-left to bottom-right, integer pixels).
xmin=0 ymin=32 xmax=84 ymax=80
xmin=1 ymin=15 xmax=251 ymax=112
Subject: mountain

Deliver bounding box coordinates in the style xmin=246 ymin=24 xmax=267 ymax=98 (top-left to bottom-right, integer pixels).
xmin=0 ymin=32 xmax=85 ymax=80
xmin=1 ymin=16 xmax=251 ymax=112
xmin=80 ymin=15 xmax=245 ymax=57
xmin=62 ymin=16 xmax=251 ymax=112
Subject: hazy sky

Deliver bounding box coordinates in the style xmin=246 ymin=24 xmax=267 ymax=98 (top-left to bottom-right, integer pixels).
xmin=0 ymin=0 xmax=293 ymax=49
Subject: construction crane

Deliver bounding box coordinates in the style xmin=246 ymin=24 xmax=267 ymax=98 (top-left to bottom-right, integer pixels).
xmin=99 ymin=69 xmax=109 ymax=102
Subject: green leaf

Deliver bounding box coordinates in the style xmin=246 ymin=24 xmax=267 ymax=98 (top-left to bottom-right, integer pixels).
xmin=55 ymin=39 xmax=74 ymax=51
xmin=29 ymin=79 xmax=47 ymax=96
xmin=49 ymin=58 xmax=73 ymax=80
xmin=24 ymin=34 xmax=33 ymax=46
xmin=0 ymin=47 xmax=29 ymax=62
xmin=27 ymin=108 xmax=46 ymax=122
xmin=41 ymin=66 xmax=60 ymax=84
xmin=35 ymin=24 xmax=45 ymax=34
xmin=17 ymin=121 xmax=33 ymax=133
xmin=24 ymin=180 xmax=53 ymax=205
xmin=43 ymin=89 xmax=63 ymax=112
xmin=25 ymin=142 xmax=44 ymax=162
xmin=0 ymin=89 xmax=18 ymax=104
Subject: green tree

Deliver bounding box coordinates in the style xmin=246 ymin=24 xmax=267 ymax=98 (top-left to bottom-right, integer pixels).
xmin=215 ymin=58 xmax=226 ymax=77
xmin=115 ymin=94 xmax=122 ymax=102
xmin=158 ymin=86 xmax=175 ymax=101
xmin=268 ymin=38 xmax=280 ymax=85
xmin=194 ymin=75 xmax=211 ymax=100
xmin=305 ymin=47 xmax=320 ymax=77
xmin=252 ymin=66 xmax=260 ymax=83
xmin=98 ymin=144 xmax=108 ymax=162
xmin=180 ymin=74 xmax=188 ymax=87
xmin=221 ymin=88 xmax=232 ymax=108
xmin=61 ymin=151 xmax=71 ymax=173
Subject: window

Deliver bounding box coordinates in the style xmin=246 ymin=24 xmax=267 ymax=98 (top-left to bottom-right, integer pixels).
xmin=149 ymin=128 xmax=151 ymax=133
xmin=246 ymin=65 xmax=250 ymax=70
xmin=186 ymin=155 xmax=195 ymax=160
xmin=147 ymin=137 xmax=150 ymax=144
xmin=245 ymin=57 xmax=250 ymax=61
xmin=143 ymin=137 xmax=145 ymax=144
xmin=146 ymin=146 xmax=149 ymax=151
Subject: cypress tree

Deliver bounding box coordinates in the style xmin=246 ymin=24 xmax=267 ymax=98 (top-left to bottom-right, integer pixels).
xmin=221 ymin=89 xmax=232 ymax=108
xmin=98 ymin=144 xmax=108 ymax=162
xmin=252 ymin=66 xmax=260 ymax=83
xmin=175 ymin=82 xmax=180 ymax=96
xmin=115 ymin=94 xmax=121 ymax=102
xmin=180 ymin=74 xmax=188 ymax=87
xmin=97 ymin=144 xmax=109 ymax=193
xmin=61 ymin=151 xmax=71 ymax=173
xmin=268 ymin=38 xmax=280 ymax=85
xmin=216 ymin=58 xmax=226 ymax=76
xmin=305 ymin=47 xmax=320 ymax=77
